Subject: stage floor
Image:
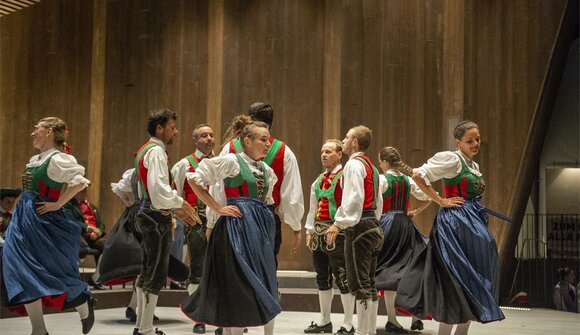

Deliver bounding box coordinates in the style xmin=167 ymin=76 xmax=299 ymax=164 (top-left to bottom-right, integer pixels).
xmin=1 ymin=306 xmax=578 ymax=335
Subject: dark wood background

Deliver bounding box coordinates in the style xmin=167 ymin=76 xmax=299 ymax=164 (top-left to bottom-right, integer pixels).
xmin=0 ymin=0 xmax=568 ymax=272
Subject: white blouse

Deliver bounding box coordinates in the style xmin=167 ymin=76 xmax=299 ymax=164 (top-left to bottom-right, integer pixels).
xmin=27 ymin=148 xmax=90 ymax=188
xmin=111 ymin=168 xmax=135 ymax=207
xmin=379 ymin=169 xmax=430 ymax=202
xmin=187 ymin=152 xmax=278 ymax=228
xmin=219 ymin=140 xmax=304 ymax=232
xmin=334 ymin=152 xmax=383 ymax=229
xmin=413 ymin=150 xmax=482 ymax=186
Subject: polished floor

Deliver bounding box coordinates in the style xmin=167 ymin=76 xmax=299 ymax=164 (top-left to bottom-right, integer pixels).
xmin=1 ymin=307 xmax=579 ymax=335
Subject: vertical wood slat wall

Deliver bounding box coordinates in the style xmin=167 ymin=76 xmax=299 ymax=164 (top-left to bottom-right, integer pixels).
xmin=0 ymin=0 xmax=567 ymax=271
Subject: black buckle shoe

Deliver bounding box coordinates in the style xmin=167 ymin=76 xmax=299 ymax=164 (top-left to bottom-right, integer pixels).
xmin=410 ymin=320 xmax=423 ymax=331
xmin=215 ymin=328 xmax=223 ymax=335
xmin=133 ymin=328 xmax=139 ymax=335
xmin=304 ymin=321 xmax=332 ymax=333
xmin=154 ymin=328 xmax=167 ymax=335
xmin=334 ymin=326 xmax=354 ymax=335
xmin=81 ymin=297 xmax=96 ymax=334
xmin=384 ymin=321 xmax=408 ymax=334
xmin=193 ymin=323 xmax=206 ymax=334
xmin=126 ymin=307 xmax=137 ymax=322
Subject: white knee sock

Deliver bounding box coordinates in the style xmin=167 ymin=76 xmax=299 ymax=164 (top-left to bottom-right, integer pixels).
xmin=318 ymin=289 xmax=333 ymax=325
xmin=25 ymin=300 xmax=47 ymax=335
xmin=384 ymin=291 xmax=402 ymax=327
xmin=75 ymin=301 xmax=89 ymax=320
xmin=138 ymin=292 xmax=159 ymax=335
xmin=454 ymin=321 xmax=471 ymax=335
xmin=438 ymin=322 xmax=453 ymax=335
xmin=128 ymin=290 xmax=138 ymax=309
xmin=187 ymin=283 xmax=198 ymax=295
xmin=264 ymin=318 xmax=275 ymax=335
xmin=356 ymin=299 xmax=370 ymax=335
xmin=135 ymin=287 xmax=144 ymax=329
xmin=340 ymin=293 xmax=355 ymax=330
xmin=368 ymin=299 xmax=378 ymax=335
xmin=225 ymin=328 xmax=244 ymax=335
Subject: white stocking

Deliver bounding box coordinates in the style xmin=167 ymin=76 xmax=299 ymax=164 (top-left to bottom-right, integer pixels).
xmin=25 ymin=300 xmax=47 ymax=335
xmin=340 ymin=293 xmax=355 ymax=330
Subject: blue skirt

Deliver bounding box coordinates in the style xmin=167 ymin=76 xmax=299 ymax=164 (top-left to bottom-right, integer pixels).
xmin=181 ymin=197 xmax=281 ymax=327
xmin=1 ymin=191 xmax=89 ymax=312
xmin=396 ymin=200 xmax=505 ymax=324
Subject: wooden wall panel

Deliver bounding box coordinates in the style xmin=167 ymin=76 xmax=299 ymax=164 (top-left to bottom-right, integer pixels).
xmin=0 ymin=0 xmax=93 ymax=186
xmin=100 ymin=0 xmax=209 ymax=226
xmin=0 ymin=0 xmax=568 ymax=274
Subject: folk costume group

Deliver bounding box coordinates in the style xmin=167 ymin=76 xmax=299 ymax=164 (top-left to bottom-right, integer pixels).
xmin=0 ymin=103 xmax=506 ymax=335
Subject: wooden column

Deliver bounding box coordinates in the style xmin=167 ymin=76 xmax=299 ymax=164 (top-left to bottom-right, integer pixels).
xmin=442 ymin=0 xmax=465 ymax=149
xmin=88 ymin=0 xmax=106 ymax=205
xmin=207 ymin=0 xmax=224 ymax=147
xmin=322 ymin=0 xmax=343 ymax=140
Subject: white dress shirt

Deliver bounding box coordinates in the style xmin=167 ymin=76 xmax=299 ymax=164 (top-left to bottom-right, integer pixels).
xmin=413 ymin=150 xmax=482 ymax=185
xmin=379 ymin=169 xmax=430 ymax=202
xmin=219 ymin=140 xmax=304 ymax=232
xmin=187 ymin=152 xmax=278 ymax=228
xmin=27 ymin=148 xmax=90 ymax=188
xmin=172 ymin=149 xmax=214 ymax=199
xmin=305 ymin=164 xmax=343 ymax=233
xmin=334 ymin=152 xmax=383 ymax=229
xmin=137 ymin=137 xmax=183 ymax=210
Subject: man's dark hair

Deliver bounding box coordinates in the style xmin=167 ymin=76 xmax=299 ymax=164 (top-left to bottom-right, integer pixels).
xmin=247 ymin=102 xmax=273 ymax=127
xmin=147 ymin=108 xmax=177 ymax=137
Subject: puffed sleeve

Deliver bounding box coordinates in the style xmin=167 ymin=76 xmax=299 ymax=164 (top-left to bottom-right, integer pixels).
xmin=47 ymin=153 xmax=90 ymax=187
xmin=111 ymin=168 xmax=135 ymax=206
xmin=379 ymin=174 xmax=389 ymax=194
xmin=413 ymin=151 xmax=462 ymax=186
xmin=186 ymin=154 xmax=240 ymax=188
xmin=409 ymin=177 xmax=430 ymax=201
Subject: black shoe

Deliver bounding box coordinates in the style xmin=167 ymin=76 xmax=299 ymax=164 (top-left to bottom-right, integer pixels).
xmin=304 ymin=321 xmax=333 ymax=333
xmin=88 ymin=278 xmax=105 ymax=290
xmin=126 ymin=307 xmax=137 ymax=322
xmin=410 ymin=320 xmax=423 ymax=331
xmin=243 ymin=329 xmax=248 ymax=333
xmin=384 ymin=321 xmax=407 ymax=334
xmin=133 ymin=328 xmax=139 ymax=335
xmin=81 ymin=297 xmax=96 ymax=334
xmin=154 ymin=328 xmax=167 ymax=335
xmin=193 ymin=323 xmax=206 ymax=334
xmin=170 ymin=281 xmax=187 ymax=290
xmin=334 ymin=326 xmax=354 ymax=335
xmin=215 ymin=328 xmax=223 ymax=335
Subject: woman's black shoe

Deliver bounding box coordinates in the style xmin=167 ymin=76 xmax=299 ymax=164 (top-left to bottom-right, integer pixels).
xmin=304 ymin=321 xmax=333 ymax=333
xmin=81 ymin=297 xmax=96 ymax=334
xmin=193 ymin=323 xmax=206 ymax=333
xmin=410 ymin=320 xmax=424 ymax=331
xmin=384 ymin=321 xmax=408 ymax=334
xmin=334 ymin=326 xmax=354 ymax=335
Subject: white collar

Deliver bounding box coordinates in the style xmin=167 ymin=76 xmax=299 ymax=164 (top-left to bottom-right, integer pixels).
xmin=148 ymin=137 xmax=166 ymax=150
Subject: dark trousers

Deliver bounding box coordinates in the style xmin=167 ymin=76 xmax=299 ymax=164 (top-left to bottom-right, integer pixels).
xmin=312 ymin=234 xmax=349 ymax=294
xmin=185 ymin=215 xmax=207 ymax=284
xmin=135 ymin=208 xmax=173 ymax=295
xmin=344 ymin=216 xmax=383 ymax=301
